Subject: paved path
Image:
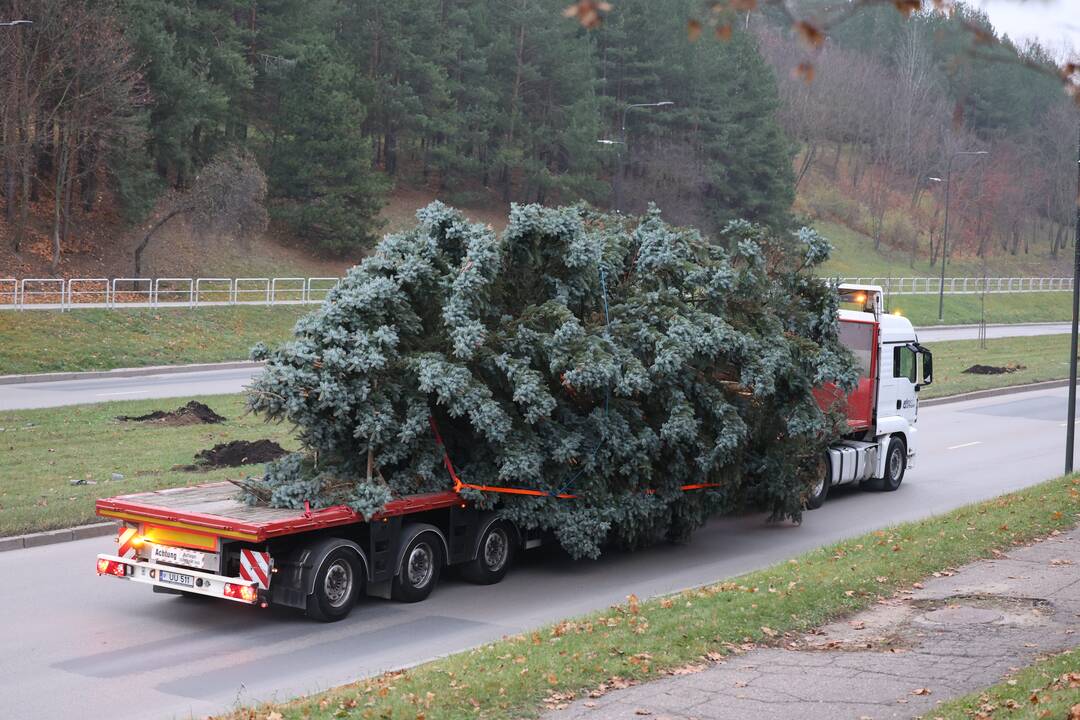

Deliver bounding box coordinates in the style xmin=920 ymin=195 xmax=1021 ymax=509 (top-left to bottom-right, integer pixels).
xmin=0 ymin=322 xmax=1071 ymax=410
xmin=1 ymin=385 xmax=1079 ymax=720
xmin=546 ymin=531 xmax=1080 ymax=720
xmin=915 ymin=321 xmax=1072 ymax=343
xmin=0 ymin=366 xmax=261 ymax=410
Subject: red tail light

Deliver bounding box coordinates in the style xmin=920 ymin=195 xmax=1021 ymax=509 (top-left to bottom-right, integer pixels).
xmin=224 ymin=583 xmax=257 ymax=603
xmin=96 ymin=558 xmax=128 ymax=577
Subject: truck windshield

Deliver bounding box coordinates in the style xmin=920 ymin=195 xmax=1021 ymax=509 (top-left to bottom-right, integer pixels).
xmin=838 ymin=320 xmax=873 ymax=375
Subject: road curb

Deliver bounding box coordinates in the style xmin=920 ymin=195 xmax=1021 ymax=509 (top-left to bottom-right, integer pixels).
xmin=921 ymin=378 xmax=1071 ymax=407
xmin=0 ymin=521 xmax=117 ymax=552
xmin=0 ymin=361 xmax=263 ymax=386
xmin=914 ymin=321 xmax=1070 ymax=331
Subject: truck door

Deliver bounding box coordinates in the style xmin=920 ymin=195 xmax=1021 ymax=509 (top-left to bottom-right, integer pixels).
xmin=891 ymin=344 xmax=920 ymax=424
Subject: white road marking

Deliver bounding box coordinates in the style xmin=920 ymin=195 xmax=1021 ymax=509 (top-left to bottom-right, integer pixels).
xmin=946 ymin=441 xmax=982 ymax=450
xmin=94 ymin=390 xmax=146 ymax=397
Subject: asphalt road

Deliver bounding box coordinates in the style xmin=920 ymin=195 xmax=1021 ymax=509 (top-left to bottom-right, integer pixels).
xmin=0 ymin=322 xmax=1072 ymax=411
xmin=1 ymin=384 xmax=1076 ymax=720
xmin=914 ymin=321 xmax=1071 ymax=343
xmin=0 ymin=367 xmax=260 ymax=410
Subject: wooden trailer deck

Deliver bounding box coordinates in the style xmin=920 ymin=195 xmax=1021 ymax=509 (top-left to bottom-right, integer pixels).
xmin=96 ymin=482 xmax=463 ymax=542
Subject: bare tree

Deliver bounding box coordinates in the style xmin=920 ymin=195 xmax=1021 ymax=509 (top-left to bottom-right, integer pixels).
xmin=133 ymin=151 xmax=268 ymax=276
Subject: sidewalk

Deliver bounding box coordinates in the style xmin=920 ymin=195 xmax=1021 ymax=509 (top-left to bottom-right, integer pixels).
xmin=546 ymin=530 xmax=1080 ymax=720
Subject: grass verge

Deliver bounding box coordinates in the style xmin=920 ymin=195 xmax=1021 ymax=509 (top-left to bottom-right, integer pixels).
xmin=0 ymin=306 xmax=309 ymax=375
xmin=0 ymin=394 xmax=296 ymax=536
xmin=888 ymin=292 xmax=1072 ymax=327
xmin=931 ymin=648 xmax=1080 ymax=719
xmin=921 ymin=334 xmax=1070 ymax=400
xmin=219 ymin=475 xmax=1080 ymax=720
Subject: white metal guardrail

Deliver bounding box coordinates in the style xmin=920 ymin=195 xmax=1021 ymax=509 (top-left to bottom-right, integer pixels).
xmin=841 ymin=277 xmax=1075 ymax=295
xmin=2 ymin=276 xmax=345 ymax=310
xmin=0 ymin=275 xmax=1073 ymax=310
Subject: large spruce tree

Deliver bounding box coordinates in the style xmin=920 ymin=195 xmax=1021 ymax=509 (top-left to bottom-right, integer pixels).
xmin=245 ymin=204 xmax=856 ymax=559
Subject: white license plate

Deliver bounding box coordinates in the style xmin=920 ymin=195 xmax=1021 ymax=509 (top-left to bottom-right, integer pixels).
xmin=150 ymin=544 xmax=217 ymax=571
xmin=158 ymin=570 xmax=193 ymax=587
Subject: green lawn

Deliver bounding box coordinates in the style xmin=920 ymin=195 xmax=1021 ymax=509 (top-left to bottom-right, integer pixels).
xmin=921 ymin=334 xmax=1071 ymax=399
xmin=890 ymin=292 xmax=1072 ymax=326
xmin=219 ymin=475 xmax=1080 ymax=720
xmin=932 ymin=648 xmax=1080 ymax=719
xmin=0 ymin=394 xmax=297 ymax=536
xmin=0 ymin=306 xmax=309 ymax=375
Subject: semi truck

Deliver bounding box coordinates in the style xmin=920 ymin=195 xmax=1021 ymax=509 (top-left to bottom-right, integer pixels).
xmin=94 ymin=284 xmax=933 ymax=621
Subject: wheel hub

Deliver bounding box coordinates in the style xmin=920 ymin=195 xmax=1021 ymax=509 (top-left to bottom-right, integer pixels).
xmin=324 ymin=560 xmax=353 ymax=607
xmin=889 ymin=448 xmax=903 ymax=479
xmin=483 ymin=530 xmax=508 ymax=572
xmin=407 ymin=544 xmax=433 ymax=587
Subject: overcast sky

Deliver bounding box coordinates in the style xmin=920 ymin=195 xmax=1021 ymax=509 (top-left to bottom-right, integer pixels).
xmin=979 ymin=0 xmax=1080 ymax=57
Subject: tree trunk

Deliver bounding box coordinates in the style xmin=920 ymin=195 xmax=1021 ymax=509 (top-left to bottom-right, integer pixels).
xmin=50 ymin=126 xmax=71 ymax=274
xmin=504 ymin=10 xmax=527 ymax=204
xmin=80 ymin=142 xmax=97 ymax=212
xmin=793 ymin=143 xmax=816 ymax=192
xmin=133 ymin=206 xmax=188 ymax=277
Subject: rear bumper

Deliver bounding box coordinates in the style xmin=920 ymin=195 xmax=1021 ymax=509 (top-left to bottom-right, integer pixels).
xmin=96 ymin=553 xmax=260 ymax=604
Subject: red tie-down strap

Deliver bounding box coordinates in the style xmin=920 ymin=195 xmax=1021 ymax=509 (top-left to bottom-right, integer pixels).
xmin=427 ymin=417 xmax=721 ymax=498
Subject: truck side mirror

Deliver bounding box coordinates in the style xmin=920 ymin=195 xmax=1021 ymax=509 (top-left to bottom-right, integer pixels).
xmin=914 ymin=343 xmax=932 ymax=389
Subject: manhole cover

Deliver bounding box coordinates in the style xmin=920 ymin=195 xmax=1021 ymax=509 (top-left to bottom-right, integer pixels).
xmin=919 ymin=607 xmax=1003 ymax=626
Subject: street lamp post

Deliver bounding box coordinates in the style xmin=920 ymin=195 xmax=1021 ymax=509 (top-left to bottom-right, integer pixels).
xmin=602 ymin=101 xmax=673 ymax=213
xmin=1065 ymin=122 xmax=1080 ymax=474
xmin=936 ymin=150 xmax=989 ymax=322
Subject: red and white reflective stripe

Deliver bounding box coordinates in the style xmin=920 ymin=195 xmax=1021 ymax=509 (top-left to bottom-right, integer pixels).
xmin=117 ymin=527 xmax=138 ymax=558
xmin=239 ymin=549 xmax=271 ymax=589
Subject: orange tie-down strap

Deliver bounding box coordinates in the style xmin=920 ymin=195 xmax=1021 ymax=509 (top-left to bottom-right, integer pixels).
xmin=427 ymin=417 xmax=721 ymax=498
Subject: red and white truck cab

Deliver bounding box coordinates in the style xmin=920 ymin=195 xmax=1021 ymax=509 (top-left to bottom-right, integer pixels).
xmin=808 ymin=283 xmax=933 ymax=508
xmin=93 ymin=283 xmax=931 ymax=620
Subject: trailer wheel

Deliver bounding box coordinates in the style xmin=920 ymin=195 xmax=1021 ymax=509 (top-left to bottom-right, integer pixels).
xmin=461 ymin=520 xmax=514 ymax=585
xmin=864 ymin=437 xmax=906 ymax=492
xmin=306 ymin=548 xmax=362 ymax=622
xmin=805 ymin=455 xmax=830 ymax=510
xmin=392 ymin=532 xmax=444 ymax=603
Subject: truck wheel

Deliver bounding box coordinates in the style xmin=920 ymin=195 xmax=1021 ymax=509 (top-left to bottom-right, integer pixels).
xmin=864 ymin=437 xmax=906 ymax=492
xmin=461 ymin=521 xmax=514 ymax=585
xmin=306 ymin=548 xmax=362 ymax=622
xmin=805 ymin=456 xmax=830 ymax=509
xmin=392 ymin=532 xmax=443 ymax=603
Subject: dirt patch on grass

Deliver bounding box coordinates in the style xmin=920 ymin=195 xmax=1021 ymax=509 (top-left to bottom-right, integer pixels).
xmin=962 ymin=363 xmax=1026 ymax=375
xmin=190 ymin=439 xmax=286 ymax=469
xmin=117 ymin=401 xmax=226 ymax=426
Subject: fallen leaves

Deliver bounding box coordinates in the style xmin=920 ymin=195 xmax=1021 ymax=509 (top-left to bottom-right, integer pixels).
xmin=912 ymin=687 xmax=932 ymax=696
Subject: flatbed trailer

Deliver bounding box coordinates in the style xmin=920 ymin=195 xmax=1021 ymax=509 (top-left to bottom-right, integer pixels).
xmin=95 ymin=284 xmax=932 ymax=621
xmin=96 ymin=482 xmax=523 ymax=621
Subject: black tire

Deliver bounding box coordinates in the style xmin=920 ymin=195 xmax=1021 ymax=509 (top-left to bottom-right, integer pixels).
xmin=392 ymin=532 xmax=444 ymax=603
xmin=306 ymin=547 xmax=363 ymax=622
xmin=461 ymin=521 xmax=514 ymax=585
xmin=864 ymin=437 xmax=906 ymax=492
xmin=805 ymin=455 xmax=830 ymax=509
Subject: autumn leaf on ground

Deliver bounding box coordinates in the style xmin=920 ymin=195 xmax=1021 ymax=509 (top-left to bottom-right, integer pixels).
xmin=761 ymin=626 xmax=778 ymax=637
xmin=912 ymin=687 xmax=932 ymax=696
